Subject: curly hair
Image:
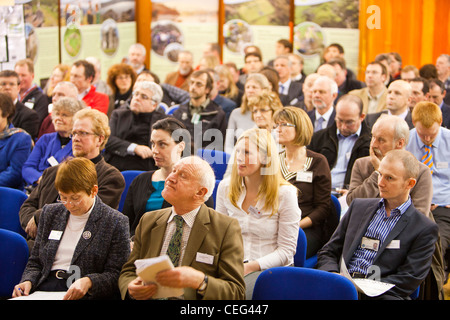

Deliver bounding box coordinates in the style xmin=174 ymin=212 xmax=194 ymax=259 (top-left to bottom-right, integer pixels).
xmin=106 ymin=63 xmax=137 ymax=94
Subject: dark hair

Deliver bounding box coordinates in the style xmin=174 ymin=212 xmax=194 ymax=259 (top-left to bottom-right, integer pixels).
xmin=0 ymin=70 xmax=20 ymax=84
xmin=410 ymin=77 xmax=430 ymax=95
xmin=106 ymin=63 xmax=137 ymax=95
xmin=245 ymin=51 xmax=262 ymax=62
xmin=428 ymin=78 xmax=445 ymax=93
xmin=327 ymin=43 xmax=345 ymax=54
xmin=191 ymin=69 xmax=214 ymax=93
xmin=73 ymin=60 xmax=96 ymax=81
xmin=152 ymin=117 xmax=186 ymax=143
xmin=139 ymin=70 xmax=161 ymax=84
xmin=0 ymin=92 xmax=16 ymax=121
xmin=419 ymin=64 xmax=438 ymax=80
xmin=368 ymin=60 xmax=388 ymax=76
xmin=277 ymin=39 xmax=293 ymax=52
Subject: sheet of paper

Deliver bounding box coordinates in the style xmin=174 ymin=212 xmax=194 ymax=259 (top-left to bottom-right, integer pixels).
xmin=135 ymin=255 xmax=184 ymax=299
xmin=339 ymin=257 xmax=395 ymax=297
xmin=9 ymin=291 xmax=66 ymax=300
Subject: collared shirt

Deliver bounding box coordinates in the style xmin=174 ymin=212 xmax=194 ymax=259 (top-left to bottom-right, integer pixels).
xmin=330 ymin=126 xmax=362 ymax=189
xmin=160 ymin=206 xmax=201 ymax=266
xmin=387 ymin=108 xmax=408 ymax=120
xmin=347 ymin=196 xmax=412 ymax=275
xmin=406 ymin=127 xmax=450 ymax=205
xmin=314 ymin=106 xmax=334 ymax=130
xmin=367 ymin=88 xmax=385 ymax=114
xmin=77 ymin=87 xmax=91 ymax=100
xmin=189 ymin=98 xmax=210 ymax=116
xmin=278 ymin=79 xmax=292 ymax=95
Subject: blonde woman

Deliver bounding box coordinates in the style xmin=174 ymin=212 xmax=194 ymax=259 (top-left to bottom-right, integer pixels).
xmin=216 ymin=128 xmax=301 ymax=297
xmin=248 ymin=90 xmax=283 ymax=131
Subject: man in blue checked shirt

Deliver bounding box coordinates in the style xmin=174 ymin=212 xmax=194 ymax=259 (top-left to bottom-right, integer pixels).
xmin=317 ymin=149 xmax=438 ymax=300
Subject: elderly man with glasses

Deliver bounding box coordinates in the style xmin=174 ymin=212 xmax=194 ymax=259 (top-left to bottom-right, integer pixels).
xmin=104 ymin=81 xmax=168 ymax=172
xmin=19 ymin=108 xmax=125 ymax=250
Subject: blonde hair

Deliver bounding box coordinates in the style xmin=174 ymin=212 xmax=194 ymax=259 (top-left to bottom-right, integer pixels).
xmin=228 ymin=128 xmax=290 ymax=215
xmin=273 ymin=106 xmax=313 ymax=146
xmin=240 ymin=73 xmax=271 ymax=114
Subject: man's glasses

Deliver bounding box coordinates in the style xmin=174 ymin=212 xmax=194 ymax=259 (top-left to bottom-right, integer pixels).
xmin=69 ymin=131 xmax=98 ymax=138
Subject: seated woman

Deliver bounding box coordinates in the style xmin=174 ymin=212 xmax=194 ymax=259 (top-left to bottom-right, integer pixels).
xmin=106 ymin=63 xmax=137 ymax=110
xmin=122 ymin=117 xmax=214 ymax=237
xmin=215 ymin=128 xmax=301 ymax=297
xmin=0 ymin=93 xmax=32 ymax=189
xmin=22 ymin=97 xmax=85 ymax=187
xmin=13 ymin=157 xmax=130 ymax=300
xmin=43 ymin=64 xmax=71 ymax=104
xmin=273 ymin=107 xmax=335 ymax=258
xmin=248 ymin=90 xmax=283 ymax=131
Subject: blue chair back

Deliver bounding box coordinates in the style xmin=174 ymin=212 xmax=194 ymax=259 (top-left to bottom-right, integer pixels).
xmin=331 ymin=194 xmax=341 ymax=221
xmin=166 ymin=105 xmax=179 ymax=115
xmin=197 ymin=149 xmax=231 ymax=180
xmin=212 ymin=179 xmax=221 ymax=209
xmin=0 ymin=228 xmax=29 ymax=298
xmin=0 ymin=187 xmax=27 ymax=237
xmin=119 ymin=170 xmax=145 ymax=212
xmin=253 ymin=266 xmax=358 ymax=300
xmin=294 ymin=228 xmax=307 ymax=267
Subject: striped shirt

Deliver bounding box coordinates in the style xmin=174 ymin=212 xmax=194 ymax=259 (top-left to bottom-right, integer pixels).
xmin=347 ymin=197 xmax=412 ymax=275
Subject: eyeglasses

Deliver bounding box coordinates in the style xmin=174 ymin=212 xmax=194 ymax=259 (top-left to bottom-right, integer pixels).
xmin=70 ymin=131 xmax=98 ymax=138
xmin=252 ymin=108 xmax=272 ymax=114
xmin=57 ymin=195 xmax=83 ymax=206
xmin=273 ymin=122 xmax=296 ymax=129
xmin=0 ymin=81 xmax=19 ymax=87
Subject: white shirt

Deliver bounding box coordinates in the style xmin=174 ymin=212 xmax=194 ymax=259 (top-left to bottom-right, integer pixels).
xmin=215 ymin=178 xmax=301 ymax=270
xmin=315 ymin=106 xmax=334 ymax=129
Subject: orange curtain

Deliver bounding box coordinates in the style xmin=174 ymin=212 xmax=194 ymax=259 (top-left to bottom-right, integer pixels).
xmin=358 ymin=0 xmax=450 ymax=80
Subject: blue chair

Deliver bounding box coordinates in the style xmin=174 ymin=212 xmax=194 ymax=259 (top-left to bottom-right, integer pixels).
xmin=253 ymin=266 xmax=358 ymax=300
xmin=0 ymin=228 xmax=29 ymax=298
xmin=212 ymin=179 xmax=221 ymax=209
xmin=0 ymin=186 xmax=27 ymax=237
xmin=166 ymin=105 xmax=179 ymax=115
xmin=119 ymin=170 xmax=145 ymax=212
xmin=294 ymin=228 xmax=307 ymax=267
xmin=331 ymin=194 xmax=341 ymax=221
xmin=158 ymin=102 xmax=168 ymax=113
xmin=197 ymin=149 xmax=231 ymax=180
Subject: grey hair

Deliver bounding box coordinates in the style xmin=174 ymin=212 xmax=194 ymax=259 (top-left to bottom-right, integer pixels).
xmin=52 ymin=96 xmax=86 ymax=115
xmin=180 ymin=156 xmax=216 ymax=201
xmin=133 ymin=81 xmax=163 ymax=104
xmin=375 ymin=114 xmax=410 ymax=146
xmin=314 ymin=75 xmax=338 ymax=95
xmin=54 ymin=81 xmax=78 ymax=98
xmin=129 ymin=43 xmax=146 ymax=56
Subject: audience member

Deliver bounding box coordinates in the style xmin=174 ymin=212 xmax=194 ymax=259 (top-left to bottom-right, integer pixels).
xmin=204 ymin=68 xmax=237 ymax=119
xmin=104 ymin=81 xmax=167 ymax=172
xmin=216 ymin=128 xmax=301 ymax=298
xmin=215 ymin=64 xmax=243 ymax=107
xmin=322 ymin=43 xmax=357 ymax=80
xmin=347 ymin=114 xmax=433 ymax=217
xmin=298 ymin=73 xmax=320 ymax=111
xmin=288 ymin=53 xmax=306 ymax=85
xmin=70 ymin=60 xmax=109 ymax=114
xmin=0 ymin=70 xmax=39 ymax=140
xmin=119 ymin=156 xmax=245 ymax=300
xmin=317 ymin=149 xmax=438 ymax=300
xmin=22 ymin=97 xmax=85 ymax=187
xmin=409 ymin=77 xmax=429 ymax=111
xmin=13 ymin=157 xmax=130 ymax=300
xmin=259 ymin=66 xmax=280 ymax=94
xmin=164 ymin=50 xmax=194 ymax=92
xmin=274 ymin=107 xmax=336 ymax=258
xmin=388 ymin=52 xmax=403 ymax=80
xmin=436 ymin=54 xmax=450 ymax=104
xmin=400 ymin=65 xmax=419 ymax=81
xmin=19 ymin=108 xmax=125 ymax=246
xmin=126 ymin=43 xmax=149 ymax=75
xmin=106 ymin=63 xmax=137 ymax=111
xmin=172 ymin=70 xmax=227 ymax=151
xmin=274 ymin=55 xmax=303 ymax=107
xmin=365 ymin=80 xmax=414 ymax=129
xmin=427 ymin=79 xmax=450 ymax=129
xmin=198 ymin=54 xmax=220 ymax=70
xmin=42 ymin=64 xmax=70 ymax=104
xmin=307 ymin=76 xmax=338 ymax=131
xmin=225 ymin=73 xmax=269 ymax=154
xmin=349 ymin=61 xmax=388 ymax=114
xmin=0 ymin=92 xmax=32 ymax=189
xmin=327 ymin=58 xmax=365 ymax=100
xmin=374 ymin=53 xmax=394 ymax=86
xmin=14 ymin=59 xmax=49 ymax=126
xmin=420 ymin=63 xmax=438 ymax=80
xmin=308 ymin=94 xmax=370 ymax=192
xmin=249 ymin=90 xmax=283 ymax=131
xmin=267 ymin=39 xmax=293 ymax=67
xmin=202 ymin=42 xmax=222 ymax=64
xmin=237 ymin=52 xmax=264 ymax=90
xmin=85 ymin=57 xmax=112 ymax=97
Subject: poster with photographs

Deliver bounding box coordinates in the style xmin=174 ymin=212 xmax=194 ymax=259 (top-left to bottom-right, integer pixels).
xmin=60 ymin=0 xmax=136 ymax=80
xmin=150 ymin=0 xmax=219 ymax=81
xmin=294 ymin=0 xmax=360 ymax=75
xmin=223 ymin=0 xmax=290 ymax=69
xmin=0 ymin=5 xmax=26 ymax=71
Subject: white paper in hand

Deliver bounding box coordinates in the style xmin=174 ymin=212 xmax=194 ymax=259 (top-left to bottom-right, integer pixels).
xmin=134 ymin=255 xmax=184 ymax=299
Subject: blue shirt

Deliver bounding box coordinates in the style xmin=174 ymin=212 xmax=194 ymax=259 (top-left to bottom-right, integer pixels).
xmin=406 ymin=127 xmax=450 ymax=206
xmin=347 ymin=197 xmax=412 ymax=275
xmin=331 ymin=125 xmax=361 ymax=189
xmin=145 ymin=180 xmax=165 ymax=212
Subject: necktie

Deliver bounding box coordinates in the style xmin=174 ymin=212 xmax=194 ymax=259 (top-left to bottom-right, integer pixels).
xmin=422 ymin=144 xmax=433 ymax=174
xmin=316 ymin=117 xmax=324 ymax=132
xmin=167 ymin=215 xmax=184 ymax=267
xmin=279 ymin=84 xmax=284 ymax=94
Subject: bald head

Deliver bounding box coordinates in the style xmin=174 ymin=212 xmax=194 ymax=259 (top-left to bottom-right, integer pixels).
xmin=386 ymin=80 xmax=412 ymax=115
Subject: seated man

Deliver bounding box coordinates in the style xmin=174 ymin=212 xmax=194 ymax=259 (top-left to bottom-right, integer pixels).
xmin=118 ymin=156 xmax=245 ymax=300
xmin=104 ymin=81 xmax=167 ymax=171
xmin=317 ymin=149 xmax=439 ymax=300
xmin=19 ymin=108 xmax=125 ymax=246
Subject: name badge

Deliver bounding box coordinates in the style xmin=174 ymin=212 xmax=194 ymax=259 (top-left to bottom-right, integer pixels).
xmin=248 ymin=205 xmax=262 ymax=219
xmin=386 ymin=239 xmax=400 ymax=249
xmin=346 ymin=152 xmax=352 ymax=160
xmin=196 ymin=252 xmax=214 ymax=265
xmin=436 ymin=162 xmax=448 ymax=169
xmin=296 ymin=171 xmax=313 ymax=183
xmin=361 ymin=237 xmax=380 ymax=251
xmin=24 ymin=102 xmax=34 ymax=109
xmin=47 ymin=156 xmax=59 ymax=167
xmin=49 ymin=230 xmax=63 ymax=240
xmin=191 ymin=113 xmax=201 ymax=124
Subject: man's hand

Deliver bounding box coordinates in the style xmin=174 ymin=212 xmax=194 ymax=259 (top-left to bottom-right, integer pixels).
xmin=25 ymin=218 xmax=37 ymax=238
xmin=134 ymin=145 xmax=153 ymax=159
xmin=155 ymin=266 xmax=205 ymax=290
xmin=127 ymin=277 xmax=158 ymax=300
xmin=369 ymin=146 xmax=382 ymax=171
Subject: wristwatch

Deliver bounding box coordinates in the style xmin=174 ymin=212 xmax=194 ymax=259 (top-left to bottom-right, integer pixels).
xmin=197 ymin=274 xmax=208 ymax=294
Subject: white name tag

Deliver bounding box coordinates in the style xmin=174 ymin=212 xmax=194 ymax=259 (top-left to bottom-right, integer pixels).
xmin=196 ymin=252 xmax=214 ymax=265
xmin=24 ymin=102 xmax=34 ymax=109
xmin=436 ymin=162 xmax=448 ymax=169
xmin=248 ymin=205 xmax=262 ymax=219
xmin=47 ymin=156 xmax=59 ymax=167
xmin=49 ymin=230 xmax=63 ymax=240
xmin=361 ymin=237 xmax=380 ymax=251
xmin=386 ymin=239 xmax=400 ymax=249
xmin=296 ymin=171 xmax=313 ymax=183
